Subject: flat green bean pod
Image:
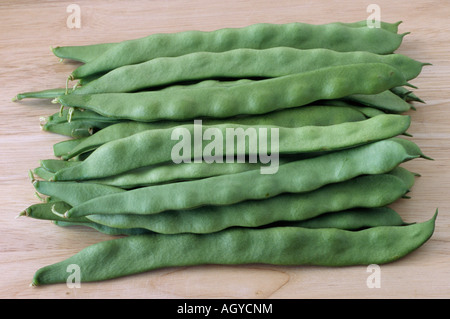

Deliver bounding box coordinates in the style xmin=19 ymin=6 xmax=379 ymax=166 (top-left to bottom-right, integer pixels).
xmin=342 ymin=90 xmax=413 ymax=113
xmin=62 ymin=138 xmax=426 ymax=218
xmin=390 ymin=86 xmax=425 ymax=103
xmin=53 ymin=220 xmax=151 ymax=236
xmin=61 ymin=105 xmax=369 ymax=160
xmin=87 ymin=159 xmax=295 ymax=189
xmin=51 ymin=20 xmax=402 ymax=63
xmin=274 ymin=207 xmax=408 ymax=230
xmin=13 ymin=88 xmax=69 ymax=101
xmin=19 ymin=201 xmax=89 ymax=223
xmin=70 ymin=48 xmax=424 ymax=95
xmin=31 ymin=211 xmax=437 ymax=285
xmin=53 ymin=138 xmax=87 ymax=157
xmin=70 ymin=21 xmax=407 ymax=79
xmin=19 ymin=201 xmax=149 ymax=236
xmin=86 ymin=171 xmax=414 ymax=234
xmin=52 ymin=114 xmax=411 ymax=181
xmin=33 ymin=180 xmax=125 ymax=208
xmin=52 ymin=42 xmax=116 ymax=63
xmin=33 ymin=167 xmax=56 ymax=181
xmin=57 ymin=63 xmax=407 ymax=122
xmin=41 ymin=120 xmax=111 ymax=138
xmin=157 ymin=78 xmax=414 ymax=114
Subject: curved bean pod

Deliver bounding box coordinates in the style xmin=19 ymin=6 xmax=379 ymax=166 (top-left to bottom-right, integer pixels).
xmin=391 ymin=86 xmax=425 ymax=103
xmin=51 ymin=20 xmax=403 ymax=64
xmin=20 ymin=201 xmax=89 ymax=223
xmin=31 ymin=211 xmax=437 ymax=285
xmin=53 ymin=220 xmax=150 ymax=236
xmin=342 ymin=89 xmax=413 ymax=113
xmin=283 ymin=207 xmax=408 ymax=230
xmin=33 ymin=180 xmax=125 ymax=207
xmin=57 ymin=63 xmax=407 ymax=122
xmin=87 ymin=171 xmax=413 ymax=234
xmin=51 ymin=20 xmax=402 ymax=64
xmin=13 ymin=88 xmax=68 ymax=101
xmin=71 ymin=48 xmax=424 ymax=95
xmin=53 ymin=138 xmax=87 ymax=158
xmin=62 ymin=105 xmax=368 ymax=160
xmin=88 ymin=159 xmax=294 ymax=189
xmin=19 ymin=201 xmax=149 ymax=236
xmin=52 ymin=114 xmax=411 ymax=181
xmin=52 ymin=42 xmax=116 ymax=63
xmin=70 ymin=22 xmax=407 ymax=79
xmin=63 ymin=138 xmax=425 ymax=218
xmin=40 ymin=159 xmax=80 ymax=173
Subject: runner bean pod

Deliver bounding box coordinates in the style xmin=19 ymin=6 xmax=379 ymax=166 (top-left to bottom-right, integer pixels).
xmin=51 ymin=20 xmax=402 ymax=64
xmin=31 ymin=211 xmax=437 ymax=285
xmin=274 ymin=207 xmax=408 ymax=230
xmin=69 ymin=21 xmax=407 ymax=79
xmin=56 ymin=63 xmax=407 ymax=122
xmin=86 ymin=170 xmax=414 ymax=234
xmin=51 ymin=20 xmax=402 ymax=63
xmin=70 ymin=48 xmax=424 ymax=95
xmin=61 ymin=104 xmax=369 ymax=160
xmin=52 ymin=114 xmax=411 ymax=181
xmin=62 ymin=138 xmax=426 ymax=218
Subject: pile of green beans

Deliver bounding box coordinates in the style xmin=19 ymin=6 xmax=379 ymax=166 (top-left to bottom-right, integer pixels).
xmin=14 ymin=20 xmax=437 ymax=286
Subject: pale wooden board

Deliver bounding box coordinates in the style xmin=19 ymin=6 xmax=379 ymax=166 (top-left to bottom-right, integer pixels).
xmin=1 ymin=0 xmax=449 ymax=299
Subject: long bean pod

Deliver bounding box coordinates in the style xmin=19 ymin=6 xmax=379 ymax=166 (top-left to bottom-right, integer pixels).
xmin=86 ymin=171 xmax=414 ymax=234
xmin=51 ymin=20 xmax=402 ymax=63
xmin=31 ymin=211 xmax=437 ymax=285
xmin=62 ymin=138 xmax=426 ymax=218
xmin=52 ymin=114 xmax=411 ymax=181
xmin=70 ymin=48 xmax=424 ymax=95
xmin=57 ymin=63 xmax=407 ymax=122
xmin=61 ymin=104 xmax=369 ymax=160
xmin=70 ymin=21 xmax=407 ymax=79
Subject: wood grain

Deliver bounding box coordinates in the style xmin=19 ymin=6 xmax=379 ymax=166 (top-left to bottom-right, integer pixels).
xmin=1 ymin=0 xmax=449 ymax=299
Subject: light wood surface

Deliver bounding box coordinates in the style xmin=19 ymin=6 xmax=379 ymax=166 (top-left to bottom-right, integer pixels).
xmin=1 ymin=0 xmax=449 ymax=299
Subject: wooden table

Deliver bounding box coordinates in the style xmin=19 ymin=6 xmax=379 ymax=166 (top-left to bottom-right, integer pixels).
xmin=1 ymin=0 xmax=449 ymax=299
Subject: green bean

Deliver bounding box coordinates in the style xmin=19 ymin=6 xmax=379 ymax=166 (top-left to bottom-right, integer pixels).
xmin=88 ymin=159 xmax=298 ymax=189
xmin=325 ymin=101 xmax=386 ymax=118
xmin=61 ymin=104 xmax=369 ymax=160
xmin=45 ymin=108 xmax=118 ymax=125
xmin=53 ymin=138 xmax=87 ymax=157
xmin=57 ymin=63 xmax=407 ymax=122
xmin=342 ymin=89 xmax=413 ymax=113
xmin=19 ymin=201 xmax=89 ymax=223
xmin=33 ymin=167 xmax=55 ymax=181
xmin=52 ymin=42 xmax=116 ymax=63
xmin=281 ymin=207 xmax=408 ymax=230
xmin=41 ymin=120 xmax=108 ymax=138
xmin=33 ymin=180 xmax=125 ymax=208
xmin=159 ymin=78 xmax=413 ymax=115
xmin=41 ymin=109 xmax=120 ymax=137
xmin=51 ymin=20 xmax=402 ymax=64
xmin=19 ymin=201 xmax=149 ymax=236
xmin=52 ymin=114 xmax=411 ymax=181
xmin=336 ymin=20 xmax=402 ymax=33
xmin=390 ymin=86 xmax=425 ymax=103
xmin=70 ymin=48 xmax=424 ymax=95
xmin=87 ymin=170 xmax=414 ymax=234
xmin=70 ymin=22 xmax=407 ymax=79
xmin=53 ymin=220 xmax=151 ymax=236
xmin=166 ymin=78 xmax=413 ymax=115
xmin=12 ymin=88 xmax=69 ymax=101
xmin=40 ymin=159 xmax=80 ymax=173
xmin=89 ymin=153 xmax=415 ymax=190
xmin=31 ymin=211 xmax=437 ymax=285
xmin=62 ymin=138 xmax=426 ymax=218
